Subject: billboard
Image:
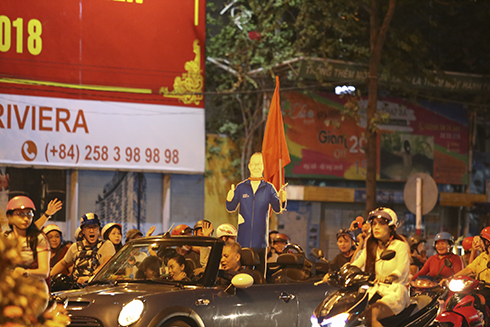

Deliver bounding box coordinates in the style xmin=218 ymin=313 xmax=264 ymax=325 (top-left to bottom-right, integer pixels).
xmin=283 ymin=91 xmax=468 ymax=184
xmin=0 ymin=0 xmax=206 ymax=172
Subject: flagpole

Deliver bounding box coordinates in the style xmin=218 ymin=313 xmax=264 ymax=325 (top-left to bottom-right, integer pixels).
xmin=277 ymin=76 xmax=284 ymax=214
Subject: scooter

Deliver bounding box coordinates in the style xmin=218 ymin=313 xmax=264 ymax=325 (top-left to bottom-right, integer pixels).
xmin=51 ymin=274 xmax=84 ymax=292
xmin=311 ymin=250 xmax=441 ymax=327
xmin=433 ymin=262 xmax=490 ymax=327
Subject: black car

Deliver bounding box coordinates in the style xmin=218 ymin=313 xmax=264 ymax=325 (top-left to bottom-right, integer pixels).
xmin=55 ymin=235 xmax=333 ymax=327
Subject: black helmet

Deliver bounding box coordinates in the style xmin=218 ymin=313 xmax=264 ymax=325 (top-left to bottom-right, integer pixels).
xmin=409 ymin=235 xmax=427 ymax=251
xmin=336 ymin=229 xmax=356 ymax=242
xmin=51 ymin=274 xmax=77 ymax=292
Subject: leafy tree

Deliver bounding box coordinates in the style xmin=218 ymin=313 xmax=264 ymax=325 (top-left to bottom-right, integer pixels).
xmin=206 ymin=0 xmax=489 ymax=210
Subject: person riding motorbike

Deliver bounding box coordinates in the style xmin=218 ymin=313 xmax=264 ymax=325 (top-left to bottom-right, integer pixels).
xmin=50 ymin=213 xmax=115 ymax=284
xmin=412 ymin=232 xmax=463 ymax=281
xmin=267 ymin=233 xmax=290 ymax=263
xmin=469 ymin=235 xmax=484 ymax=265
xmin=216 ymin=223 xmax=238 ymax=242
xmin=461 ymin=236 xmax=474 ymax=266
xmin=331 ymin=229 xmax=356 ymax=269
xmin=101 ymin=222 xmax=123 ymax=253
xmin=43 ymin=224 xmax=72 ymax=270
xmin=447 ymin=227 xmax=490 ymax=307
xmin=409 ymin=235 xmax=427 ymax=275
xmin=327 ymin=207 xmax=410 ymax=327
xmin=4 ymin=196 xmax=51 ymax=281
xmin=194 ymin=220 xmax=213 ymax=236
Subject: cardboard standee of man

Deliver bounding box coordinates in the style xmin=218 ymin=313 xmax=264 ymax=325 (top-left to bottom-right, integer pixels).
xmin=226 ymin=152 xmax=287 ymax=275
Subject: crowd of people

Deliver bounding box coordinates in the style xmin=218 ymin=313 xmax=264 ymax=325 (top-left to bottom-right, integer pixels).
xmin=321 ymin=207 xmax=490 ymax=327
xmin=6 ymin=193 xmax=490 ymax=327
xmin=1 ymin=195 xmax=259 ymax=289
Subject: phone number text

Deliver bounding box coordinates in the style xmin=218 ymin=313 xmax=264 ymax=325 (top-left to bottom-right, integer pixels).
xmin=45 ymin=143 xmax=179 ymax=164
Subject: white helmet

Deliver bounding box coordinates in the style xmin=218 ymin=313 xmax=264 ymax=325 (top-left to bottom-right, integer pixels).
xmin=74 ymin=227 xmax=82 ymax=240
xmin=368 ymin=207 xmax=398 ymax=227
xmin=216 ymin=223 xmax=238 ymax=238
xmin=43 ymin=224 xmax=62 ymax=236
xmin=101 ymin=222 xmax=122 ymax=240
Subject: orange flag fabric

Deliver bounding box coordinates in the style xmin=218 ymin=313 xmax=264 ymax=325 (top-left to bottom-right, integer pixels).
xmin=262 ymin=76 xmax=291 ymax=192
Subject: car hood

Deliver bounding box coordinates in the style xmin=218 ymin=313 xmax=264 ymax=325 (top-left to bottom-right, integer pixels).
xmin=55 ymin=282 xmax=184 ymax=303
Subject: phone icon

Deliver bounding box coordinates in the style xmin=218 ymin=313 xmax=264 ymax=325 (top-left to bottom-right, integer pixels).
xmin=21 ymin=141 xmax=37 ymax=162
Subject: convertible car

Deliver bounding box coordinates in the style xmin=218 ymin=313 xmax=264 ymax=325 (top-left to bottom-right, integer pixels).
xmin=55 ymin=235 xmax=333 ymax=327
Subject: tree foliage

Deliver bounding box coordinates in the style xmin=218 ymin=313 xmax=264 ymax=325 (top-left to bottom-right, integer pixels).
xmin=205 ymin=0 xmax=489 ymax=188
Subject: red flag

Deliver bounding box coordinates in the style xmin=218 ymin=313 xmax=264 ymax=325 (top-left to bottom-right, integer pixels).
xmin=262 ymin=76 xmax=290 ymax=192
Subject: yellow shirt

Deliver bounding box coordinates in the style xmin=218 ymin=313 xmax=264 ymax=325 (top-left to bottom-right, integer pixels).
xmin=467 ymin=252 xmax=490 ymax=282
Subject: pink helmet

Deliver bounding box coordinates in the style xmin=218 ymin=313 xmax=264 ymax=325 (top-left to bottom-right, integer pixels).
xmin=7 ymin=196 xmax=36 ymax=212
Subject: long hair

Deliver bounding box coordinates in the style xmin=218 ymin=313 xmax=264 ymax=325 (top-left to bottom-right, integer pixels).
xmin=103 ymin=225 xmax=123 ymax=252
xmin=169 ymin=254 xmax=193 ymax=278
xmin=364 ymin=225 xmax=406 ymax=274
xmin=7 ymin=216 xmax=42 ymax=262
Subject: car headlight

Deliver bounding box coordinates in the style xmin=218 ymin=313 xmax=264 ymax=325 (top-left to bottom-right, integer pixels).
xmin=448 ymin=279 xmax=470 ymax=292
xmin=118 ymin=299 xmax=145 ymax=326
xmin=319 ymin=312 xmax=349 ymax=327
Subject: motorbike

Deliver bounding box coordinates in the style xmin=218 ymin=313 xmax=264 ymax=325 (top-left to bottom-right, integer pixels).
xmin=311 ymin=250 xmax=440 ymax=327
xmin=433 ymin=262 xmax=490 ymax=327
xmin=50 ymin=274 xmax=84 ymax=292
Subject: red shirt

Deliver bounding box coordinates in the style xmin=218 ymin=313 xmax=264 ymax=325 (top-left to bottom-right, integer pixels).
xmin=412 ymin=253 xmax=463 ymax=280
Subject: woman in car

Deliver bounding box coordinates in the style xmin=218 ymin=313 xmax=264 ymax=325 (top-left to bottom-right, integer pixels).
xmin=412 ymin=232 xmax=463 ymax=281
xmin=168 ymin=254 xmax=192 ymax=281
xmin=350 ymin=207 xmax=410 ymax=327
xmin=136 ymin=256 xmax=162 ymax=280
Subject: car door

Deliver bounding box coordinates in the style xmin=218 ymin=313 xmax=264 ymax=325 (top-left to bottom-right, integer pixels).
xmin=212 ymin=283 xmax=299 ymax=327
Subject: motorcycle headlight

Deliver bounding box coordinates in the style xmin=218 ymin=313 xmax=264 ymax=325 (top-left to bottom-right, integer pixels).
xmin=311 ymin=314 xmax=321 ymax=327
xmin=319 ymin=312 xmax=349 ymax=327
xmin=448 ymin=279 xmax=471 ymax=292
xmin=118 ymin=299 xmax=145 ymax=326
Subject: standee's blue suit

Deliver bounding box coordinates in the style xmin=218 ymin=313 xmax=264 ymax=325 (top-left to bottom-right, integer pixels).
xmin=226 ymin=179 xmax=282 ymax=249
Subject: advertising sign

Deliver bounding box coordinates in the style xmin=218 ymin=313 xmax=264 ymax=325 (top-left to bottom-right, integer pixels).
xmin=0 ymin=0 xmax=206 ymax=106
xmin=0 ymin=0 xmax=206 ymax=172
xmin=299 ymin=59 xmax=490 ymax=94
xmin=0 ymin=94 xmax=205 ymax=172
xmin=283 ymin=91 xmax=468 ymax=184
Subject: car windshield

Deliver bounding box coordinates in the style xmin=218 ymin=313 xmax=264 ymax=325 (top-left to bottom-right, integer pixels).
xmin=94 ymin=238 xmax=214 ymax=284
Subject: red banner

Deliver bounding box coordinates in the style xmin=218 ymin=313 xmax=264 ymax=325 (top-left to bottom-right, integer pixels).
xmin=0 ymin=0 xmax=206 ymax=107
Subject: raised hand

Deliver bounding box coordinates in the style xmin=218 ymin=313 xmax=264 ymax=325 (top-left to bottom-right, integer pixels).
xmin=46 ymin=198 xmax=63 ymax=216
xmin=202 ymin=221 xmax=214 ymax=237
xmin=278 ymin=183 xmax=288 ymax=203
xmin=226 ymin=184 xmax=235 ymax=202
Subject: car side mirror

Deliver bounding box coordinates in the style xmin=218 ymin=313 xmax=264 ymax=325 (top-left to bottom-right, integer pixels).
xmin=225 ymin=273 xmax=254 ymax=295
xmin=232 ymin=273 xmax=254 ymax=289
xmin=380 ymin=250 xmax=396 ymax=261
